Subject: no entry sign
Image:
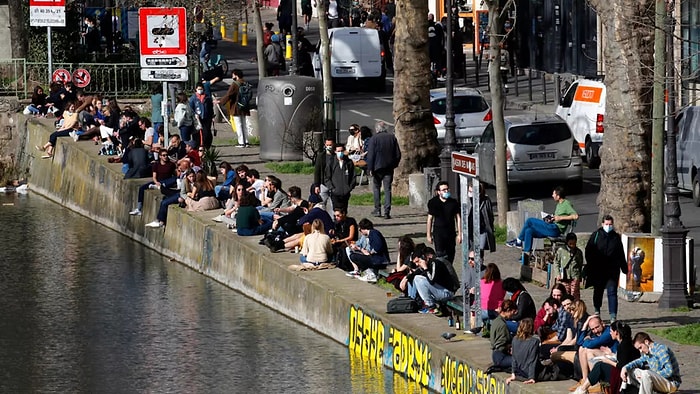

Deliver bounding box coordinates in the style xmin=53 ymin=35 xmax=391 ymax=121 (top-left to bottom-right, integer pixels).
xmin=72 ymin=68 xmax=91 ymax=88
xmin=139 ymin=7 xmax=188 ymax=68
xmin=52 ymin=68 xmax=71 ymax=84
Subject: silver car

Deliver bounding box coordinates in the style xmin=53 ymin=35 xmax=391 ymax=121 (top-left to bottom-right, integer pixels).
xmin=430 ymin=87 xmax=492 ymax=152
xmin=475 ymin=114 xmax=584 ymax=193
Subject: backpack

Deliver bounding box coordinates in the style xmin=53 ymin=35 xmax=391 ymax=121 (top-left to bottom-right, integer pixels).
xmin=234 ymin=81 xmax=253 ymax=111
xmin=387 ymin=296 xmax=419 ymax=314
xmin=435 ymin=257 xmax=461 ymax=292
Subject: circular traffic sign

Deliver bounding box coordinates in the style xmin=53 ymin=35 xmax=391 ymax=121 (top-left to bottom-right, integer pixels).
xmin=52 ymin=68 xmax=72 ymax=84
xmin=72 ymin=68 xmax=91 ymax=88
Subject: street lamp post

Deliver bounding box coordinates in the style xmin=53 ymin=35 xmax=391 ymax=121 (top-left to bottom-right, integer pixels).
xmin=659 ymin=2 xmax=690 ymax=309
xmin=440 ymin=0 xmax=459 ymax=192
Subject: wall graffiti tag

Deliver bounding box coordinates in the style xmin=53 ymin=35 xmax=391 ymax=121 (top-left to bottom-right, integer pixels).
xmin=388 ymin=326 xmax=432 ymax=387
xmin=348 ymin=305 xmax=385 ymax=366
xmin=441 ymin=354 xmax=505 ymax=394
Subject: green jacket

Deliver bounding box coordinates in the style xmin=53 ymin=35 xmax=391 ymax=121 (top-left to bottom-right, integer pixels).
xmin=553 ymin=246 xmax=584 ymax=281
xmin=490 ymin=315 xmax=511 ymax=353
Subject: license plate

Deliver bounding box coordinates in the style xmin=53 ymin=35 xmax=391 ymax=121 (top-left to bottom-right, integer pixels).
xmin=335 ymin=68 xmax=355 ymax=74
xmin=529 ymin=152 xmax=556 ymax=160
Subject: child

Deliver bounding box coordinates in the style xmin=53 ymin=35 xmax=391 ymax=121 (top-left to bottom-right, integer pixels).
xmin=554 ymin=233 xmax=584 ymax=300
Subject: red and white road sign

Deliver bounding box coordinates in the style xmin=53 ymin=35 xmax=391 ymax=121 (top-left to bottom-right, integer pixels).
xmin=452 ymin=151 xmax=479 ymax=177
xmin=139 ymin=7 xmax=187 ymax=68
xmin=72 ymin=68 xmax=91 ymax=88
xmin=52 ymin=68 xmax=71 ymax=84
xmin=30 ymin=0 xmax=66 ymax=27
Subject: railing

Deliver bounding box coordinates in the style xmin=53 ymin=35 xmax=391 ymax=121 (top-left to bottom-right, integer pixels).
xmin=0 ymin=59 xmax=197 ymax=99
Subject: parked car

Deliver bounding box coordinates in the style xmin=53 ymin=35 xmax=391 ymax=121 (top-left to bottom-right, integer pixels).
xmin=676 ymin=106 xmax=700 ymax=206
xmin=555 ymin=79 xmax=606 ymax=169
xmin=430 ymin=87 xmax=492 ymax=152
xmin=475 ymin=114 xmax=584 ymax=193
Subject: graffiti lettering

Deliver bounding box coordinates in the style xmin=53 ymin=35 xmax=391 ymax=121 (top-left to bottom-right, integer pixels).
xmin=348 ymin=305 xmax=384 ymax=365
xmin=388 ymin=326 xmax=432 ymax=387
xmin=441 ymin=354 xmax=505 ymax=394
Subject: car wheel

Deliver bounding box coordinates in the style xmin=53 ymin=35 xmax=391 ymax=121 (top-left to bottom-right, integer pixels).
xmin=693 ymin=176 xmax=700 ymax=207
xmin=586 ymin=140 xmax=600 ymax=169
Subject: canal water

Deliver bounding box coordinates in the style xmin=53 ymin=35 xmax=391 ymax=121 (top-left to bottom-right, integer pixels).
xmin=0 ymin=193 xmax=426 ymax=393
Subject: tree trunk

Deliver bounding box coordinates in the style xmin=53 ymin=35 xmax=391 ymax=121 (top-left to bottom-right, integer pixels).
xmin=8 ymin=0 xmax=28 ymax=59
xmin=253 ymin=4 xmax=266 ymax=79
xmin=484 ymin=1 xmax=508 ymax=227
xmin=392 ymin=0 xmax=440 ymax=196
xmin=317 ymin=0 xmax=334 ymax=139
xmin=589 ymin=0 xmax=654 ymax=232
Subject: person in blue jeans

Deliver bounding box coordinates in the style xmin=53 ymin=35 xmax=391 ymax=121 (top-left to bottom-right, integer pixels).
xmin=408 ymin=244 xmax=458 ymax=314
xmin=506 ymin=186 xmax=579 ymax=252
xmin=585 ymin=215 xmax=627 ymax=322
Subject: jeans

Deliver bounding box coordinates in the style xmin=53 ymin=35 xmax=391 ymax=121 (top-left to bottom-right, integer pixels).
xmin=492 ymin=349 xmax=512 ymax=369
xmin=518 ymin=217 xmax=560 ymax=252
xmin=319 ymin=184 xmax=333 ymax=216
xmin=412 ymin=275 xmax=454 ymax=307
xmin=137 ymin=181 xmax=155 ymax=205
xmin=371 ymin=168 xmax=394 ymax=215
xmin=49 ymin=129 xmax=72 ymax=146
xmin=215 ymin=184 xmax=230 ymax=201
xmin=593 ymin=278 xmax=619 ymax=317
xmin=180 ymin=125 xmax=194 ymax=144
xmin=157 ymin=193 xmax=181 ymax=223
xmin=237 ymin=220 xmax=272 ymax=236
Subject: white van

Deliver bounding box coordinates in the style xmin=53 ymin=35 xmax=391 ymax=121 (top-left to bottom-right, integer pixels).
xmin=313 ymin=27 xmax=385 ymax=90
xmin=676 ymin=106 xmax=700 ymax=206
xmin=555 ymin=79 xmax=606 ymax=169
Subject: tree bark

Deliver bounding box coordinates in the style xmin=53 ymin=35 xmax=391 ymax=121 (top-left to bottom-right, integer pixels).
xmin=392 ymin=0 xmax=440 ymax=195
xmin=8 ymin=0 xmax=28 ymax=59
xmin=253 ymin=3 xmax=266 ymax=79
xmin=589 ymin=0 xmax=654 ymax=232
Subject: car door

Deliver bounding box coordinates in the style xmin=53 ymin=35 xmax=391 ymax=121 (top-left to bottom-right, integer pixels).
xmin=476 ymin=122 xmax=496 ymax=185
xmin=676 ymin=107 xmax=700 ymax=190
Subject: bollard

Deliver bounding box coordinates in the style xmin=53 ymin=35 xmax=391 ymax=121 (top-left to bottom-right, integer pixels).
xmin=286 ymin=34 xmax=292 ymax=59
xmin=514 ymin=68 xmax=519 ymax=97
xmin=233 ymin=20 xmax=239 ymax=43
xmin=542 ymin=73 xmax=547 ymax=105
xmin=220 ymin=16 xmax=226 ymax=39
xmin=528 ymin=69 xmax=533 ymax=101
xmin=241 ymin=23 xmax=248 ymax=46
xmin=555 ymin=74 xmax=561 ymax=104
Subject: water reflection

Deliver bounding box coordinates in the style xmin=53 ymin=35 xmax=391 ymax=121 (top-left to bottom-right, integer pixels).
xmin=0 ymin=193 xmax=423 ymax=393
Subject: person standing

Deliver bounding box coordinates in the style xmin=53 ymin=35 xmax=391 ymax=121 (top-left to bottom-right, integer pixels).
xmin=315 ymin=138 xmax=335 ymax=215
xmin=426 ymin=181 xmax=462 ymax=263
xmin=620 ymin=332 xmax=681 ymax=394
xmin=189 ymin=82 xmax=214 ymax=148
xmin=554 ymin=232 xmax=585 ymax=300
xmin=366 ymin=121 xmax=401 ymax=219
xmin=218 ymin=69 xmax=251 ymax=148
xmin=585 ymin=215 xmax=627 ymax=322
xmin=324 ymin=144 xmax=356 ymax=211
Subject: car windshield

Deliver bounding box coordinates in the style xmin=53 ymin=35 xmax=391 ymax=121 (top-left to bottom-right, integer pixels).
xmin=431 ymin=95 xmax=488 ymax=115
xmin=508 ymin=123 xmax=571 ymax=145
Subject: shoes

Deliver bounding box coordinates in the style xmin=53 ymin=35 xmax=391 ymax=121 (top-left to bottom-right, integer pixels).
xmin=345 ymin=270 xmax=361 ymax=278
xmin=572 ymin=386 xmax=588 ymax=394
xmin=358 ymin=270 xmax=377 ymax=283
xmin=236 ymin=144 xmax=246 ymax=148
xmin=212 ymin=214 xmax=225 ymax=222
xmin=384 ymin=213 xmax=391 ymax=219
xmin=419 ymin=305 xmax=438 ymax=314
xmin=129 ymin=208 xmax=142 ymax=216
xmin=569 ymin=380 xmax=584 ymax=392
xmin=41 ymin=154 xmax=52 ymax=159
xmin=505 ymin=239 xmax=523 ymax=249
xmin=148 ymin=184 xmax=159 ymax=190
xmin=587 ymin=384 xmax=602 ymax=393
xmin=145 ymin=220 xmax=163 ymax=228
xmin=372 ymin=210 xmax=382 ymax=217
xmin=35 ymin=145 xmax=45 ymax=152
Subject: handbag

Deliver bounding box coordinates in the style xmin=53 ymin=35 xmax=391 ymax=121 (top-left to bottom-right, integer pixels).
xmin=386 ymin=296 xmax=418 ymax=314
xmin=385 ymin=270 xmax=407 ymax=291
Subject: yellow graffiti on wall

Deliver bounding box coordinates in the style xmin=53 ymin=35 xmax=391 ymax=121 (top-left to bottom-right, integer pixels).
xmin=348 ymin=305 xmax=385 ymax=366
xmin=388 ymin=326 xmax=432 ymax=387
xmin=441 ymin=355 xmax=505 ymax=394
xmin=349 ymin=347 xmax=387 ymax=393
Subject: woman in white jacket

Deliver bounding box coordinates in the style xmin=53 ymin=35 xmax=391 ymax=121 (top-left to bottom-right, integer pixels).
xmin=173 ymin=92 xmax=194 ymax=144
xmin=300 ymin=219 xmax=333 ymax=266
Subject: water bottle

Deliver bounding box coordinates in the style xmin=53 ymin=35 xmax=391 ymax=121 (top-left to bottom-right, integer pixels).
xmin=455 ymin=315 xmax=461 ymax=330
xmin=447 ymin=313 xmax=454 ymax=327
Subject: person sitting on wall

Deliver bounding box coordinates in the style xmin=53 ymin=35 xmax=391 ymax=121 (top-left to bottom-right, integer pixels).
xmin=298 ymin=219 xmax=334 ymax=267
xmin=406 ymin=243 xmax=459 ymax=315
xmin=344 ymin=218 xmax=390 ymax=283
xmin=502 ymin=277 xmax=537 ymax=335
xmin=236 ymin=192 xmax=273 ymax=236
xmin=487 ymin=299 xmax=518 ymax=373
xmin=331 ymin=207 xmax=358 ymax=267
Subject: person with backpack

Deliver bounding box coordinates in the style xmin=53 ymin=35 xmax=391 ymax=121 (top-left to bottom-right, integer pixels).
xmin=264 ymin=34 xmax=285 ymax=76
xmin=407 ymin=243 xmax=460 ymax=314
xmin=218 ymin=69 xmax=252 ymax=148
xmin=173 ymin=93 xmax=195 ymax=144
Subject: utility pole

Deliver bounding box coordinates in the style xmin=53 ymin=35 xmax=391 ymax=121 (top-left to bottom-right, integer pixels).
xmin=659 ymin=0 xmax=690 ymax=309
xmin=440 ymin=0 xmax=458 ymax=191
xmin=650 ymin=0 xmax=665 ymax=236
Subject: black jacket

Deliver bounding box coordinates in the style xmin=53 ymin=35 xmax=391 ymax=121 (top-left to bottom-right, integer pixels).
xmin=124 ymin=147 xmax=152 ymax=179
xmin=366 ymin=131 xmax=401 ymax=173
xmin=324 ymin=156 xmax=356 ymax=197
xmin=585 ymin=228 xmax=627 ymax=286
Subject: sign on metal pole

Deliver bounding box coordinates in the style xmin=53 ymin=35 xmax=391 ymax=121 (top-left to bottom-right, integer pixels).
xmin=138 ymin=7 xmax=188 ymax=69
xmin=72 ymin=68 xmax=91 ymax=88
xmin=452 ymin=151 xmax=482 ymax=332
xmin=51 ymin=68 xmax=71 ymax=84
xmin=29 ymin=0 xmax=66 ymax=27
xmin=140 ymin=68 xmax=189 ymax=82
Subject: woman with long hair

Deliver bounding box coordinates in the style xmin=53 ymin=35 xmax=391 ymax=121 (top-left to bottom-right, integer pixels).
xmin=299 ymin=219 xmax=333 ymax=266
xmin=502 ymin=277 xmax=537 ymax=334
xmin=506 ymin=318 xmax=541 ymax=385
xmin=573 ymin=321 xmax=640 ymax=394
xmin=185 ymin=172 xmax=219 ymax=211
xmin=480 ymin=263 xmax=506 ymax=336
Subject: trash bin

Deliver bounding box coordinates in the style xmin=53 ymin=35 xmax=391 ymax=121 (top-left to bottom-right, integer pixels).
xmin=257 ymin=76 xmax=323 ymax=161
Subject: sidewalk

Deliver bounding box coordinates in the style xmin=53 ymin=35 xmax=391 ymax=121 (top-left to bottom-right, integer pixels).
xmin=212 ymin=16 xmax=699 ymax=392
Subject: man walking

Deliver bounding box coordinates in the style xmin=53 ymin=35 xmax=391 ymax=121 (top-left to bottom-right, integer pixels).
xmin=585 ymin=215 xmax=627 ymax=322
xmin=366 ymin=121 xmax=401 ymax=219
xmin=426 ymin=181 xmax=462 ymax=263
xmin=324 ymin=144 xmax=356 ymax=211
xmin=314 ymin=138 xmax=335 ymax=215
xmin=620 ymin=332 xmax=681 ymax=394
xmin=218 ymin=69 xmax=251 ymax=148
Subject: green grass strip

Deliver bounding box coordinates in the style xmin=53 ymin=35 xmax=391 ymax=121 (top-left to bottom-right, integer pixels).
xmin=265 ymin=162 xmax=315 ymax=174
xmin=648 ymin=323 xmax=700 ymax=346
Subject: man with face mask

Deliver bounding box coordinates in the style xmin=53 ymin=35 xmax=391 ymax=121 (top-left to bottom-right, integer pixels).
xmin=314 ymin=138 xmax=335 ymax=215
xmin=585 ymin=215 xmax=627 ymax=322
xmin=324 ymin=144 xmax=356 ymax=211
xmin=426 ymin=181 xmax=462 ymax=263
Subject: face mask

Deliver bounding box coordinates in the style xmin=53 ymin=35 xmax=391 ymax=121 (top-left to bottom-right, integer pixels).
xmin=325 ymin=146 xmax=333 ymax=151
xmin=467 ymin=191 xmax=473 ymax=198
xmin=196 ymin=89 xmax=204 ymax=94
xmin=336 ymin=152 xmax=344 ymax=158
xmin=441 ymin=191 xmax=451 ymax=199
xmin=603 ymin=224 xmax=613 ymax=233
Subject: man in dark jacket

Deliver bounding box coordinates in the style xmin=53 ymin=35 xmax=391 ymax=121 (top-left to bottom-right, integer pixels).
xmin=366 ymin=121 xmax=401 ymax=219
xmin=585 ymin=215 xmax=627 ymax=322
xmin=314 ymin=138 xmax=335 ymax=215
xmin=408 ymin=244 xmax=459 ymax=314
xmin=325 ymin=144 xmax=356 ymax=211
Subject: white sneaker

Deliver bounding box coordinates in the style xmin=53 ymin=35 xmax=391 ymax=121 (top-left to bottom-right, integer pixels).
xmin=358 ymin=270 xmax=377 ymax=283
xmin=148 ymin=184 xmax=159 ymax=190
xmin=573 ymin=386 xmax=588 ymax=394
xmin=212 ymin=214 xmax=225 ymax=222
xmin=69 ymin=131 xmax=79 ymax=142
xmin=129 ymin=208 xmax=142 ymax=216
xmin=145 ymin=220 xmax=163 ymax=228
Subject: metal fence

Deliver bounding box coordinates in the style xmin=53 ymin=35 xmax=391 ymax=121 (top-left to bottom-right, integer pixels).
xmin=0 ymin=59 xmax=196 ymax=99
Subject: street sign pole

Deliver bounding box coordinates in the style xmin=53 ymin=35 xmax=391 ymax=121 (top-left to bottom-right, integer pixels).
xmin=47 ymin=27 xmax=52 ymax=84
xmin=163 ymin=82 xmax=169 ymax=148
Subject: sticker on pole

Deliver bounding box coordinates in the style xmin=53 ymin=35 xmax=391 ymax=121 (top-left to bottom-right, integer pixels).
xmin=452 ymin=151 xmax=479 ymax=177
xmin=72 ymin=68 xmax=91 ymax=88
xmin=52 ymin=68 xmax=72 ymax=84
